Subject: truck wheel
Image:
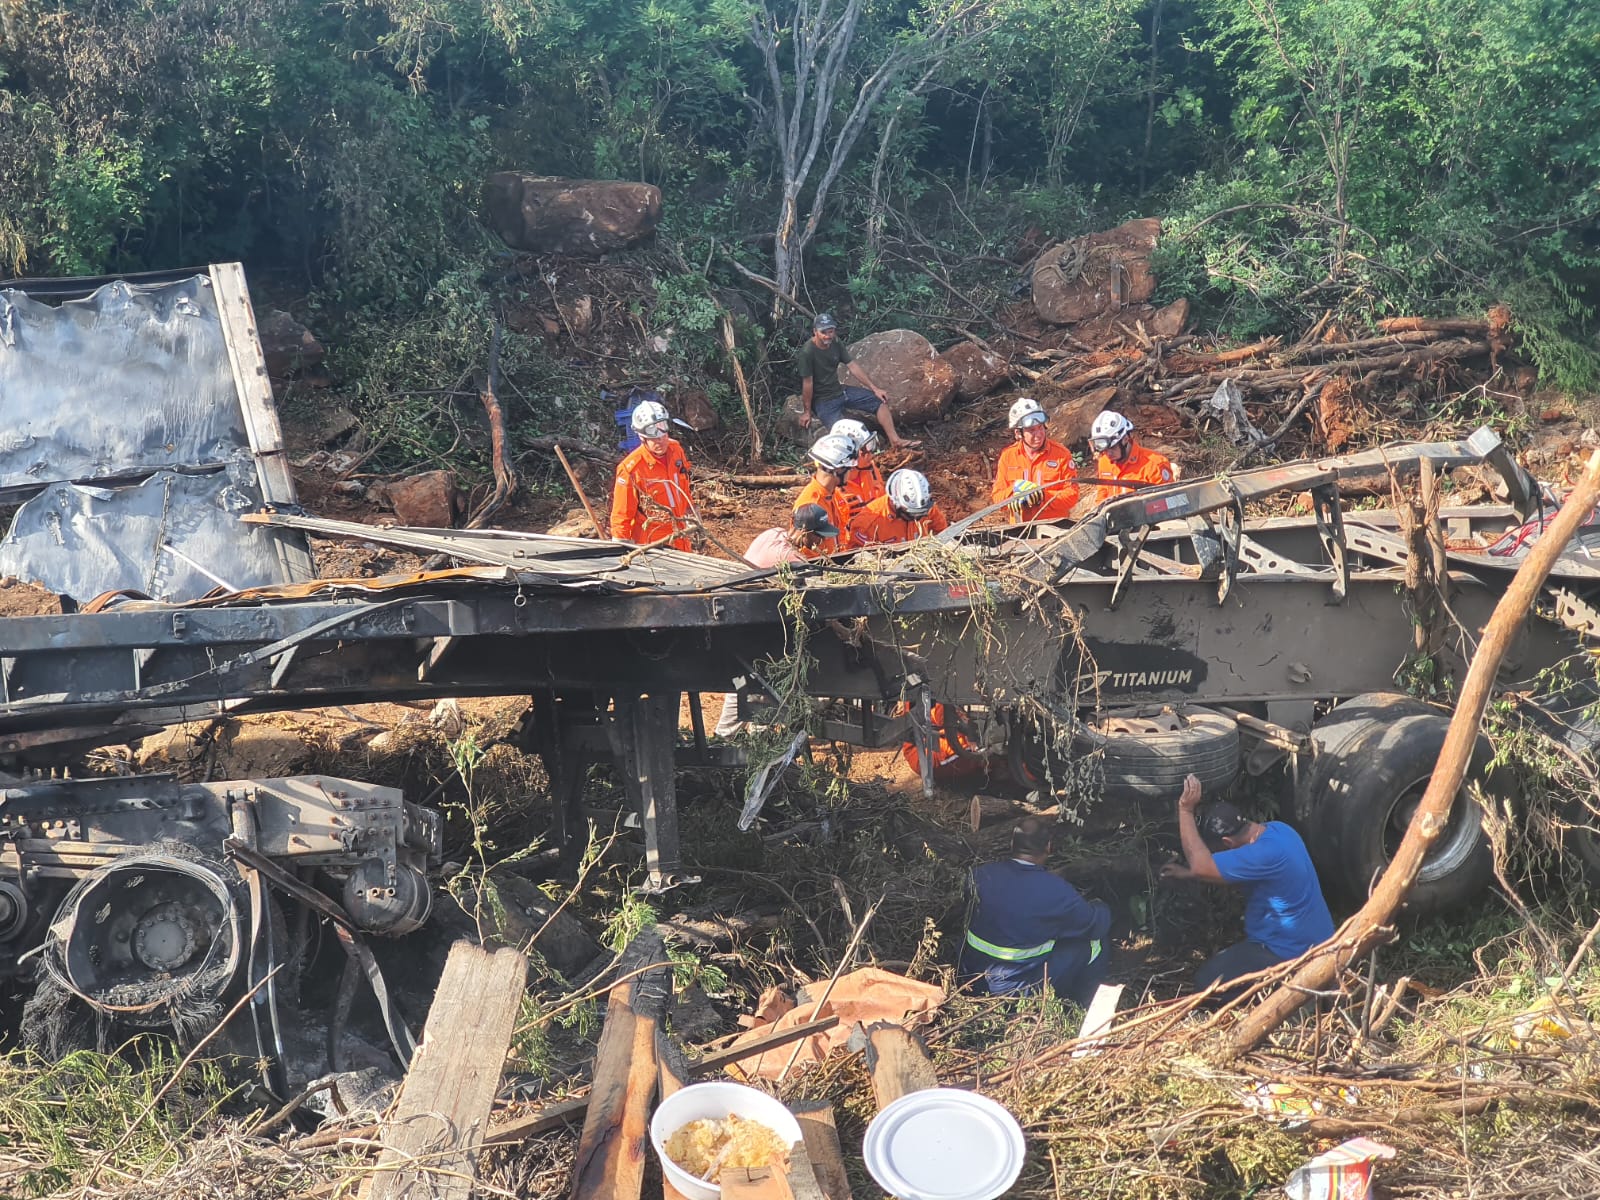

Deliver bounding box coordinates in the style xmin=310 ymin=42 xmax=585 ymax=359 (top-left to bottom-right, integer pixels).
xmin=1088 ymin=707 xmax=1240 ymax=803
xmin=1302 ymin=708 xmax=1495 ymax=913
xmin=1006 ymin=707 xmax=1239 ymax=801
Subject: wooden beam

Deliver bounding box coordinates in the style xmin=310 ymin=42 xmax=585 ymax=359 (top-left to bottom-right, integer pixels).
xmin=657 ymin=1026 xmax=696 ymax=1200
xmin=694 ymin=1015 xmax=841 ymax=1076
xmin=861 ymin=1023 xmax=938 ymax=1110
xmin=361 ymin=941 xmax=527 ymax=1200
xmin=793 ymin=1104 xmax=852 ymax=1200
xmin=567 ymin=932 xmax=671 ymax=1200
xmin=207 ymin=260 xmax=316 ymax=582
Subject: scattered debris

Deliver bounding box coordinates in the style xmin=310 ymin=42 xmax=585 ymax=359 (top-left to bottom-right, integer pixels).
xmin=1283 ymin=1137 xmax=1397 ymax=1200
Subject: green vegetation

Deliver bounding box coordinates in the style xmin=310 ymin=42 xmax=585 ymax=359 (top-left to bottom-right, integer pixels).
xmin=2 ymin=0 xmax=1597 ymax=442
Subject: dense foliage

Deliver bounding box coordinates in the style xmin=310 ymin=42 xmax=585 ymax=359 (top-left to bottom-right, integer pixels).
xmin=1 ymin=0 xmax=1596 ymax=399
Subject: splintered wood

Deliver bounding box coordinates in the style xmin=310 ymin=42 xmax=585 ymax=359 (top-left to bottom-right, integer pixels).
xmin=862 ymin=1022 xmax=938 ymax=1109
xmin=568 ymin=931 xmax=671 ymax=1200
xmin=361 ymin=941 xmax=527 ymax=1200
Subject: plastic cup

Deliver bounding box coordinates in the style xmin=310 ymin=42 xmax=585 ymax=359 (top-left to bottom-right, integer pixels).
xmin=648 ymin=1081 xmax=805 ymax=1200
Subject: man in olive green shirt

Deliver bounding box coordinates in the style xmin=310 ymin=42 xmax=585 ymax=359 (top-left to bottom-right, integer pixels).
xmin=796 ymin=313 xmax=920 ymax=449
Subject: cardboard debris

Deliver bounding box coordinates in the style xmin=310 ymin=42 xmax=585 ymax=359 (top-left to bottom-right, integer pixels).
xmin=1283 ymin=1137 xmax=1395 ymax=1200
xmin=723 ymin=969 xmax=944 ymax=1080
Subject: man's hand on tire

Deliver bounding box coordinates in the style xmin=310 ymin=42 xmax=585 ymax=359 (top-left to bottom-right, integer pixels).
xmin=1177 ymin=772 xmax=1202 ymax=813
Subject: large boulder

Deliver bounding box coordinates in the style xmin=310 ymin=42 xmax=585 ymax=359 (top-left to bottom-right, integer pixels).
xmin=844 ymin=330 xmax=957 ymax=424
xmin=483 ymin=174 xmax=662 ymax=257
xmin=382 ymin=470 xmax=461 ymax=528
xmin=1032 ymin=218 xmax=1161 ymax=326
xmin=258 ymin=309 xmax=326 ymax=384
xmin=939 ymin=342 xmax=1011 ymax=402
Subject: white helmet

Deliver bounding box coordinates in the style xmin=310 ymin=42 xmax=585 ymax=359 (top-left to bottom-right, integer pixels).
xmin=809 ymin=433 xmax=856 ymax=472
xmin=1008 ymin=396 xmax=1047 ymax=430
xmin=631 ymin=399 xmax=672 ymax=438
xmin=1090 ymin=410 xmax=1135 ymax=451
xmin=886 ymin=468 xmax=932 ymax=518
xmin=829 ymin=418 xmax=877 ymax=453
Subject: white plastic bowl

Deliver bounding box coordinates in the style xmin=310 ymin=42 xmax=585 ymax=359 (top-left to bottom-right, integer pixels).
xmin=649 ymin=1081 xmax=805 ymax=1200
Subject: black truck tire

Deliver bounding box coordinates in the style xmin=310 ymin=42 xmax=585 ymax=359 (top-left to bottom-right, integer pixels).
xmin=1006 ymin=706 xmax=1239 ymax=801
xmin=1300 ymin=702 xmax=1495 ymax=913
xmin=1086 ymin=707 xmax=1240 ymax=803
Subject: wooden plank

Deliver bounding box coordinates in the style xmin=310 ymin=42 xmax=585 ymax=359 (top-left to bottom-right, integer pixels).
xmin=722 ymin=1171 xmax=796 ymax=1200
xmin=793 ymin=1105 xmax=852 ymax=1200
xmin=207 ymin=260 xmax=316 ymax=581
xmin=567 ymin=931 xmax=671 ymax=1200
xmin=657 ymin=1026 xmax=695 ymax=1200
xmin=862 ymin=1023 xmax=938 ymax=1110
xmin=362 ymin=941 xmax=527 ymax=1200
xmin=693 ymin=1015 xmax=841 ymax=1077
xmin=482 ymin=1095 xmax=587 ymax=1146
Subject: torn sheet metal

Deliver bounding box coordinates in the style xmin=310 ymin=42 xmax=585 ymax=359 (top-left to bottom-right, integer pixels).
xmin=243 ymin=510 xmax=759 ymax=590
xmin=0 ymin=466 xmax=294 ymax=603
xmin=0 ymin=275 xmax=249 ymax=488
xmin=1205 ymin=378 xmax=1267 ymax=446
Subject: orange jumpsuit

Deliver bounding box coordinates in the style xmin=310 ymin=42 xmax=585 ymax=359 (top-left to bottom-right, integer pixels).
xmin=839 ymin=452 xmax=886 ymax=523
xmin=794 ymin=478 xmax=855 ymax=555
xmin=610 ymin=437 xmax=694 ymax=550
xmin=1095 ymin=442 xmax=1174 ymax=505
xmin=901 ymin=702 xmax=985 ymax=779
xmin=990 ymin=438 xmax=1080 ymax=522
xmin=850 ymin=494 xmax=950 ymax=545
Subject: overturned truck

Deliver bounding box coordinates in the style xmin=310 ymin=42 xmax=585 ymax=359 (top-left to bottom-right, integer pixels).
xmin=0 ymin=268 xmax=1596 ymax=1092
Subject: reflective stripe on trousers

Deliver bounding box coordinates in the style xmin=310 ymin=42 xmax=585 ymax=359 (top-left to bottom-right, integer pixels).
xmin=965 ymin=930 xmax=1102 ymax=963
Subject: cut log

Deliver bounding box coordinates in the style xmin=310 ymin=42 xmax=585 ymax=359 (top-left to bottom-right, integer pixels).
xmin=861 ymin=1022 xmax=938 ymax=1109
xmin=567 ymin=931 xmax=671 ymax=1200
xmin=361 ymin=941 xmax=527 ymax=1200
xmin=968 ymin=793 xmax=1058 ymax=833
xmin=1375 ymin=316 xmax=1492 ymax=335
xmin=793 ymin=1104 xmax=853 ymax=1200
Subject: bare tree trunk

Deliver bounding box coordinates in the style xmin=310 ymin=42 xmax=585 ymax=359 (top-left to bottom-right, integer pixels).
xmin=1138 ymin=0 xmax=1166 ymax=196
xmin=1223 ymin=449 xmax=1600 ymax=1058
xmin=748 ymin=0 xmax=983 ymax=323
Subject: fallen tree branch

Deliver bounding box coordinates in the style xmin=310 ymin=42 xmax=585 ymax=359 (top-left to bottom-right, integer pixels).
xmin=466 ymin=322 xmax=516 ymax=530
xmin=1221 ymin=447 xmax=1600 ymax=1059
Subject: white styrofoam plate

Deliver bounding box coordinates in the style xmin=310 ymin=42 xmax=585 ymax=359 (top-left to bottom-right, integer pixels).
xmin=863 ymin=1087 xmax=1026 ymax=1200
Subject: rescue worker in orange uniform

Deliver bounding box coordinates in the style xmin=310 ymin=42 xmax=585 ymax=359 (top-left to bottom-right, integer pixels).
xmin=829 ymin=417 xmax=886 ymax=523
xmin=1090 ymin=411 xmax=1175 ymax=503
xmin=851 ymin=469 xmax=949 ymax=545
xmin=793 ymin=434 xmax=858 ymax=555
xmin=990 ymin=397 xmax=1080 ymax=524
xmin=610 ymin=399 xmax=696 ymax=550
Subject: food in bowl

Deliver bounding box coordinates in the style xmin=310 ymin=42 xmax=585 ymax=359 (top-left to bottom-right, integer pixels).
xmin=664 ymin=1112 xmax=792 ymax=1180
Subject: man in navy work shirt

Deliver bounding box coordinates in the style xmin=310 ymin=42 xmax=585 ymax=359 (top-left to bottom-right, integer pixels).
xmin=1160 ymin=773 xmax=1335 ymax=991
xmin=961 ymin=817 xmax=1110 ymax=1007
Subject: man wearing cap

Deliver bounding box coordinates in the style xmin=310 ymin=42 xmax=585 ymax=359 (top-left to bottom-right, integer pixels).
xmin=1160 ymin=774 xmax=1335 ymax=991
xmin=795 ymin=313 xmax=920 ymax=449
xmin=714 ymin=505 xmax=839 ymax=736
xmin=961 ymin=816 xmax=1111 ymax=1008
xmin=743 ymin=503 xmax=839 ymax=568
xmin=610 ymin=399 xmax=695 ymax=551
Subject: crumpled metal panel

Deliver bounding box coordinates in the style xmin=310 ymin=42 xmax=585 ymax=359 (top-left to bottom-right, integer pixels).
xmin=0 ymin=275 xmax=248 ymax=487
xmin=0 ymin=465 xmax=291 ymax=603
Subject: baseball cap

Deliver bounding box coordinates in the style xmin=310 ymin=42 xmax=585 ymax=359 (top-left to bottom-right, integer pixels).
xmin=1199 ymin=801 xmax=1247 ymax=846
xmin=813 ymin=312 xmax=837 ymax=332
xmin=792 ymin=503 xmax=840 ymax=537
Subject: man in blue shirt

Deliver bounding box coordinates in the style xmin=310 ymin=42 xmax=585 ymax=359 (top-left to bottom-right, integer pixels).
xmin=1160 ymin=773 xmax=1335 ymax=991
xmin=961 ymin=817 xmax=1111 ymax=1007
